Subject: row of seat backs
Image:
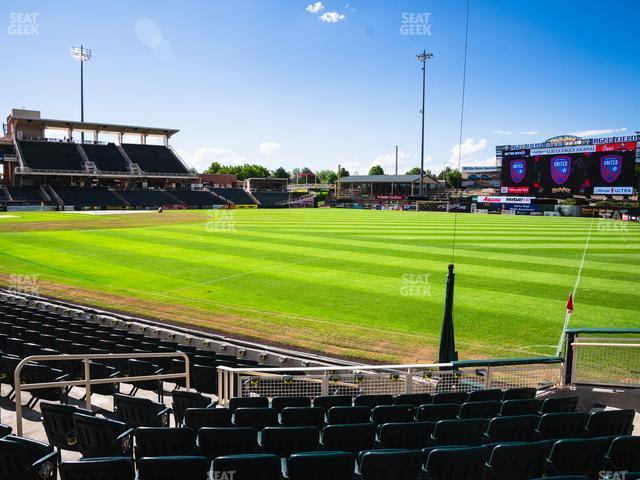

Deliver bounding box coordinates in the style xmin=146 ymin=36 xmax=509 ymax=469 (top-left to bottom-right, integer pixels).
xmin=54 ymin=435 xmax=640 ymax=480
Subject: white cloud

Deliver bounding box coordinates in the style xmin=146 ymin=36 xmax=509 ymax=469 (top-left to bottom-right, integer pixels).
xmin=178 ymin=147 xmax=247 ymax=173
xmin=492 ymin=130 xmax=541 ymax=135
xmin=569 ymin=127 xmax=627 ymax=137
xmin=320 ymin=11 xmax=346 ymax=23
xmin=449 ymin=138 xmax=488 ymax=167
xmin=259 ymin=141 xmax=281 ymax=156
xmin=370 ymin=149 xmax=411 ymax=174
xmin=306 ymin=1 xmax=324 ymax=13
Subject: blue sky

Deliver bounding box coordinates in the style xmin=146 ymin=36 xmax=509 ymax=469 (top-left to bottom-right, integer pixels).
xmin=2 ymin=0 xmax=639 ymax=174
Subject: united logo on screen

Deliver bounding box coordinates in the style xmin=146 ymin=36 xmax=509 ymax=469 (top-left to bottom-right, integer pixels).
xmin=600 ymin=155 xmax=622 ymax=183
xmin=550 ymin=156 xmax=571 ymax=185
xmin=509 ymin=159 xmax=526 ymax=184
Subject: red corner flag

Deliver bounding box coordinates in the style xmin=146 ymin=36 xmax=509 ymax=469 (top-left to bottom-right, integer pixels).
xmin=566 ymin=293 xmax=574 ymax=313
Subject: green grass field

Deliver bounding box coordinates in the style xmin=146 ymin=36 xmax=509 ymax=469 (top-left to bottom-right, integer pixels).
xmin=0 ymin=209 xmax=638 ymax=362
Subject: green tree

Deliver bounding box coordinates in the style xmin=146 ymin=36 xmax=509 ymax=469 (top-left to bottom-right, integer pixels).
xmin=337 ymin=167 xmax=350 ymax=178
xmin=207 ymin=161 xmax=222 ymax=174
xmin=369 ymin=165 xmax=384 ymax=175
xmin=317 ymin=169 xmax=338 ymax=184
xmin=272 ymin=167 xmax=290 ymax=179
xmin=438 ymin=167 xmax=462 ymax=188
xmin=406 ymin=167 xmax=433 ymax=176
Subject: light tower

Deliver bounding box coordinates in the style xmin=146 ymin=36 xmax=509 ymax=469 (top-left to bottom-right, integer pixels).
xmin=416 ymin=50 xmax=433 ymax=196
xmin=71 ymin=45 xmax=91 ymax=143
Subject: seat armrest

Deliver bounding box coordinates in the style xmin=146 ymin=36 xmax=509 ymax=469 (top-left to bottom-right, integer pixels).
xmin=115 ymin=428 xmax=135 ymax=455
xmin=31 ymin=450 xmax=58 ymax=479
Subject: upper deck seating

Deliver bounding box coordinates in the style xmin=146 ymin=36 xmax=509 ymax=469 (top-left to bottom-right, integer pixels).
xmin=19 ymin=140 xmax=85 ymax=171
xmin=121 ymin=144 xmax=188 ymax=174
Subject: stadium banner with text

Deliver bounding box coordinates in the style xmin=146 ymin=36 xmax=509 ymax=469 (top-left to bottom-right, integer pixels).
xmin=476 ymin=195 xmax=533 ymax=204
xmin=498 ymin=137 xmax=637 ymax=196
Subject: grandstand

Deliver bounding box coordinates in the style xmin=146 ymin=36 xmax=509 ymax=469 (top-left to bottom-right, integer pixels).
xmin=210 ymin=188 xmax=257 ymax=206
xmin=81 ymin=143 xmax=130 ymax=173
xmin=54 ymin=187 xmax=124 ymax=208
xmin=121 ymin=144 xmax=190 ymax=175
xmin=17 ymin=140 xmax=86 ymax=172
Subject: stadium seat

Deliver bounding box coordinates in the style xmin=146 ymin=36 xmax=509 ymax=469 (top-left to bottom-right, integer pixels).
xmin=322 ymin=423 xmax=376 ymax=454
xmin=0 ymin=424 xmax=12 ymax=437
xmin=326 ymin=405 xmax=371 ymax=424
xmin=378 ymin=421 xmax=434 ymax=449
xmin=73 ymin=412 xmax=133 ymax=458
xmin=271 ymin=396 xmax=311 ymax=412
xmin=485 ymin=441 xmax=549 ymax=480
xmin=59 ymin=457 xmax=135 ymax=480
xmin=484 ymin=414 xmax=539 ymax=443
xmin=41 ymin=402 xmax=95 ymax=452
xmin=137 ymin=456 xmax=210 ymax=480
xmin=535 ymin=412 xmax=587 ymax=440
xmin=357 ymin=449 xmax=423 ymax=480
xmin=500 ymin=399 xmax=542 ymax=416
xmin=134 ymin=427 xmax=197 ymax=459
xmin=0 ymin=435 xmax=58 ymax=480
xmin=370 ymin=404 xmax=414 ymax=425
xmin=354 ymin=394 xmax=394 ymax=408
xmin=261 ymin=426 xmax=319 ymax=457
xmin=233 ymin=407 xmax=278 ymax=430
xmin=86 ymin=361 xmax=120 ymax=396
xmin=184 ymin=407 xmax=232 ymax=429
xmin=288 ymin=451 xmax=355 ymax=480
xmin=394 ymin=392 xmax=432 ymax=406
xmin=502 ymin=387 xmax=537 ymax=400
xmin=172 ymin=391 xmax=215 ymax=426
xmin=415 ymin=403 xmax=460 ymax=422
xmin=468 ymin=388 xmax=503 ymax=402
xmin=213 ymin=454 xmax=281 ymax=480
xmin=191 ymin=364 xmax=218 ymax=395
xmin=583 ymin=409 xmax=635 ymax=437
xmin=604 ymin=436 xmax=640 ymax=472
xmin=432 ymin=391 xmax=468 ymax=405
xmin=126 ymin=359 xmax=163 ymax=402
xmin=113 ymin=394 xmax=171 ymax=428
xmin=228 ymin=396 xmax=269 ymax=412
xmin=431 ymin=418 xmax=488 ymax=446
xmin=424 ymin=445 xmax=488 ymax=480
xmin=22 ymin=364 xmax=69 ymax=408
xmin=198 ymin=427 xmax=257 ymax=459
xmin=281 ymin=406 xmax=325 ymax=428
xmin=313 ymin=395 xmax=353 ymax=410
xmin=540 ymin=396 xmax=579 ymax=414
xmin=458 ymin=400 xmax=501 ymax=419
xmin=545 ymin=437 xmax=612 ymax=477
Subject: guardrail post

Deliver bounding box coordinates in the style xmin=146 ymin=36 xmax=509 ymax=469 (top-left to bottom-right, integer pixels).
xmin=15 ymin=368 xmax=23 ymax=437
xmin=564 ymin=331 xmax=576 ymax=385
xmin=484 ymin=367 xmax=492 ymax=389
xmin=84 ymin=358 xmax=92 ymax=410
xmin=321 ymin=371 xmax=329 ymax=396
xmin=405 ymin=368 xmax=413 ymax=394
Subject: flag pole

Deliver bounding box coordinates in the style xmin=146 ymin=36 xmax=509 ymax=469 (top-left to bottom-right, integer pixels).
xmin=555 ymin=292 xmax=574 ymax=356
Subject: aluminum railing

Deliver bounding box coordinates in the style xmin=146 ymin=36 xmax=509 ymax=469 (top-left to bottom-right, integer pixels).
xmin=217 ymin=359 xmax=561 ymax=406
xmin=569 ymin=341 xmax=640 ymax=388
xmin=14 ymin=351 xmax=190 ymax=436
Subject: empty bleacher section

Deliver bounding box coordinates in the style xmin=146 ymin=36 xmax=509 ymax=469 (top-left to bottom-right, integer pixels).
xmin=115 ymin=189 xmax=176 ymax=207
xmin=210 ymin=188 xmax=256 ymax=205
xmin=253 ymin=191 xmax=306 ymax=207
xmin=5 ymin=186 xmax=46 ymax=203
xmin=53 ymin=186 xmax=124 ymax=207
xmin=18 ymin=140 xmax=85 ymax=171
xmin=81 ymin=143 xmax=130 ymax=172
xmin=170 ymin=190 xmax=227 ymax=207
xmin=121 ymin=144 xmax=188 ymax=174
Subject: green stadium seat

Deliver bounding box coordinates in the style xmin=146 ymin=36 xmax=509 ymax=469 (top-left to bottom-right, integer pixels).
xmin=171 ymin=391 xmax=215 ymax=426
xmin=213 ymin=453 xmax=281 ymax=480
xmin=584 ymin=409 xmax=635 ymax=437
xmin=288 ymin=451 xmax=355 ymax=480
xmin=137 ymin=456 xmax=210 ymax=480
xmin=424 ymin=445 xmax=488 ymax=480
xmin=0 ymin=435 xmax=57 ymax=480
xmin=544 ymin=437 xmax=612 ymax=477
xmin=73 ymin=413 xmax=133 ymax=458
xmin=313 ymin=395 xmax=352 ymax=411
xmin=357 ymin=449 xmax=423 ymax=480
xmin=261 ymin=426 xmax=319 ymax=457
xmin=229 ymin=396 xmax=269 ymax=412
xmin=416 ymin=403 xmax=460 ymax=422
xmin=539 ymin=396 xmax=579 ymax=414
xmin=432 ymin=418 xmax=488 ymax=446
xmin=354 ymin=394 xmax=394 ymax=408
xmin=604 ymin=436 xmax=640 ymax=472
xmin=184 ymin=408 xmax=232 ymax=429
xmin=484 ymin=414 xmax=539 ymax=443
xmin=133 ymin=427 xmax=197 ymax=459
xmin=198 ymin=427 xmax=257 ymax=459
xmin=233 ymin=407 xmax=278 ymax=430
xmin=326 ymin=406 xmax=371 ymax=424
xmin=458 ymin=400 xmax=501 ymax=419
xmin=468 ymin=388 xmax=503 ymax=402
xmin=322 ymin=423 xmax=376 ymax=454
xmin=370 ymin=404 xmax=414 ymax=426
xmin=113 ymin=394 xmax=171 ymax=428
xmin=485 ymin=441 xmax=549 ymax=480
xmin=281 ymin=407 xmax=325 ymax=428
xmin=535 ymin=412 xmax=587 ymax=440
xmin=433 ymin=391 xmax=468 ymax=405
xmin=59 ymin=457 xmax=134 ymax=480
xmin=271 ymin=396 xmax=311 ymax=412
xmin=378 ymin=421 xmax=434 ymax=449
xmin=502 ymin=387 xmax=537 ymax=400
xmin=500 ymin=399 xmax=542 ymax=416
xmin=41 ymin=402 xmax=95 ymax=453
xmin=395 ymin=392 xmax=432 ymax=406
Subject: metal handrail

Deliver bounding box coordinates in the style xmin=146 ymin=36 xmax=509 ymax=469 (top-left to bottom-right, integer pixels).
xmin=14 ymin=351 xmax=190 ymax=436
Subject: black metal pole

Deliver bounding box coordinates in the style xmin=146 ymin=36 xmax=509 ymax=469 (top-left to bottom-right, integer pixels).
xmin=419 ymin=51 xmax=426 ymax=196
xmin=80 ymin=44 xmax=84 ymax=144
xmin=439 ymin=263 xmax=458 ymax=364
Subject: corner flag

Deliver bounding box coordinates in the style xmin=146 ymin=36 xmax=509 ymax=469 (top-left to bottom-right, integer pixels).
xmin=555 ymin=292 xmax=575 ymax=356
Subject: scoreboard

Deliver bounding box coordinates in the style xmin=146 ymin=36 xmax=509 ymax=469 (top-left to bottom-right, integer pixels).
xmin=497 ymin=135 xmax=638 ymax=196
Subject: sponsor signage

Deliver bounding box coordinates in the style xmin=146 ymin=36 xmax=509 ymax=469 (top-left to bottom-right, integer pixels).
xmin=461 ymin=166 xmax=499 ymax=172
xmin=376 ymin=195 xmax=405 ymax=200
xmin=497 ymin=135 xmax=638 ymax=151
xmin=477 ymin=196 xmax=532 ymax=204
xmin=596 ymin=141 xmax=636 ymax=152
xmin=530 ymin=145 xmax=596 ymax=155
xmin=500 ymin=186 xmax=530 ymax=194
xmin=509 ymin=159 xmax=526 ymax=184
xmin=593 ymin=186 xmax=633 ymax=195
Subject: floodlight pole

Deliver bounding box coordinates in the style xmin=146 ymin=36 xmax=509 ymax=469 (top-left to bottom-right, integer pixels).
xmin=416 ymin=50 xmax=433 ymax=196
xmin=71 ymin=45 xmax=91 ymax=143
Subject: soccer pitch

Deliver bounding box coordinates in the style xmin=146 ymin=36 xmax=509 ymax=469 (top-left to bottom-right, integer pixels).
xmin=0 ymin=209 xmax=637 ymax=362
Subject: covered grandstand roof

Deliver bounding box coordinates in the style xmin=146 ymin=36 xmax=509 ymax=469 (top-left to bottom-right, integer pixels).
xmin=339 ymin=174 xmax=438 ymax=183
xmin=8 ymin=109 xmax=179 ymax=137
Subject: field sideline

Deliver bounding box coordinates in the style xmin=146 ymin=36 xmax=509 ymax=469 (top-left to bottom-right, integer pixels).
xmin=0 ymin=208 xmax=638 ymax=362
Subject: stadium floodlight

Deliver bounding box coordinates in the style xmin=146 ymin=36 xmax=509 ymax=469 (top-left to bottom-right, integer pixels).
xmin=416 ymin=50 xmax=433 ymax=196
xmin=71 ymin=45 xmax=92 ymax=142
